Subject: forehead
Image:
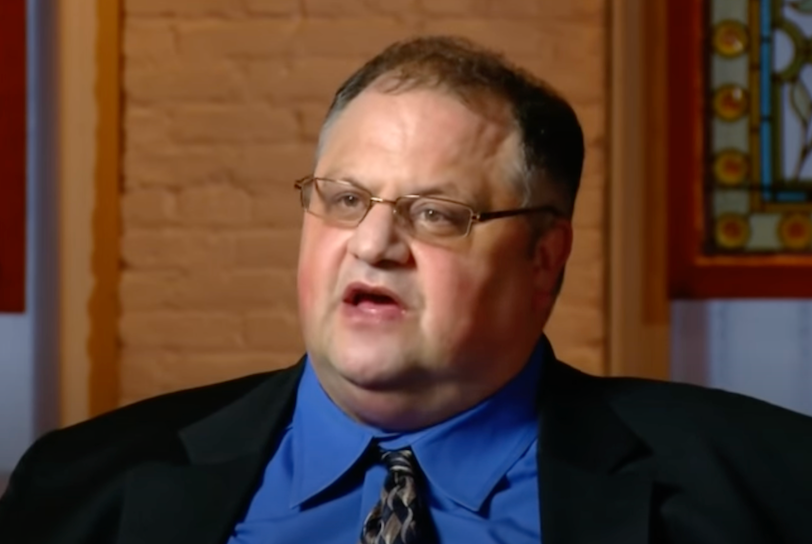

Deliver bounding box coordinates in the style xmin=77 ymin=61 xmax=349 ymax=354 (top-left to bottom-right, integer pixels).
xmin=315 ymin=88 xmax=520 ymax=201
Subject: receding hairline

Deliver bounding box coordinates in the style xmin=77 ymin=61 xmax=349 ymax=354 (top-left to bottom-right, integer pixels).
xmin=315 ymin=74 xmax=520 ymax=162
xmin=314 ymin=35 xmax=584 ymax=221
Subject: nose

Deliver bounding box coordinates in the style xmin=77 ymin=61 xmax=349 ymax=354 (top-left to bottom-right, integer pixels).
xmin=347 ymin=200 xmax=411 ymax=266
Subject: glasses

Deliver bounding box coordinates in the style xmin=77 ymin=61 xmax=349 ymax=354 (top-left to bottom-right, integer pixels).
xmin=294 ymin=176 xmax=563 ymax=240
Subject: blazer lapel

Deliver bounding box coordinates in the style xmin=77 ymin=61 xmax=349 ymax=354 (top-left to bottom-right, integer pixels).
xmin=537 ymin=342 xmax=653 ymax=544
xmin=117 ymin=362 xmax=305 ymax=544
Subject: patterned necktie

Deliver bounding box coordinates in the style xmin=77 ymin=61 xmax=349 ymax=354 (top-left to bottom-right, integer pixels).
xmin=359 ymin=447 xmax=434 ymax=544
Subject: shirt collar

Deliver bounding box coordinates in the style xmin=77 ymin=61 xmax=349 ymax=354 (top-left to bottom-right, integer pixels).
xmin=290 ymin=342 xmax=543 ymax=512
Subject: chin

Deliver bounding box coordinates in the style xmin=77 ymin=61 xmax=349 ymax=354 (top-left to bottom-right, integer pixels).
xmin=334 ymin=354 xmax=404 ymax=389
xmin=329 ymin=342 xmax=419 ymax=390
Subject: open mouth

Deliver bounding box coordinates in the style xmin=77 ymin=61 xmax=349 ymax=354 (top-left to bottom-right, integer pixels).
xmin=342 ymin=283 xmax=405 ymax=310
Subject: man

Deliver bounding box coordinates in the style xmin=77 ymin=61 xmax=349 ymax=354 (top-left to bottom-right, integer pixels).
xmin=1 ymin=36 xmax=811 ymax=544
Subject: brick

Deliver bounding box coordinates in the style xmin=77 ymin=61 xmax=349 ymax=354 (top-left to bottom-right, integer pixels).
xmin=125 ymin=62 xmax=244 ymax=105
xmin=119 ymin=348 xmax=180 ymax=403
xmin=120 ymin=347 xmax=177 ymax=374
xmin=572 ymin=182 xmax=604 ymax=227
xmin=171 ymin=270 xmax=298 ymax=311
xmin=244 ymin=0 xmax=301 ymax=16
xmin=368 ymin=0 xmax=419 ymax=16
xmin=556 ymin=345 xmax=604 ymax=376
xmin=120 ymin=312 xmax=242 ymax=349
xmin=120 ymin=347 xmax=302 ymax=405
xmin=422 ymin=20 xmax=540 ymax=55
xmin=299 ymin=104 xmax=329 ymax=141
xmin=178 ymin=351 xmax=302 ymax=369
xmin=510 ymin=56 xmax=571 ymax=82
xmin=242 ymin=60 xmax=287 ymax=99
xmin=559 ymin=262 xmax=602 ymax=309
xmin=177 ymin=184 xmax=252 ymax=226
xmin=423 ymin=0 xmax=594 ymax=18
xmin=303 ymin=0 xmax=418 ymax=17
xmin=178 ymin=20 xmax=298 ymax=59
xmin=126 ymin=0 xmax=244 ymax=17
xmin=230 ymin=144 xmax=315 ymax=193
xmin=478 ymin=0 xmax=542 ymax=17
xmin=419 ymin=0 xmax=481 ymax=15
xmin=513 ymin=60 xmax=604 ymax=104
xmin=252 ymin=190 xmax=306 ymax=228
xmin=293 ymin=19 xmax=416 ymax=57
xmin=568 ymin=228 xmax=602 ymax=266
xmin=121 ymin=230 xmax=236 ymax=270
xmin=124 ymin=21 xmax=176 ymax=67
xmin=542 ymin=66 xmax=605 ymax=104
xmin=125 ymin=107 xmax=172 ymax=150
xmin=580 ymin=144 xmax=605 ymax=179
xmin=162 ymin=350 xmax=300 ymax=391
xmin=122 ymin=189 xmax=177 ymax=227
xmin=246 ymin=58 xmax=359 ymax=102
xmin=243 ymin=312 xmax=303 ymax=351
xmin=527 ymin=1 xmax=605 ymax=22
xmin=572 ymin=184 xmax=604 ymax=229
xmin=169 ymin=105 xmax=298 ymax=144
xmin=120 ymin=270 xmax=179 ymax=311
xmin=124 ymin=147 xmax=231 ymax=189
xmin=546 ymin=304 xmax=603 ymax=347
xmin=234 ymin=230 xmax=301 ymax=268
xmin=303 ymin=0 xmax=369 ymax=16
xmin=422 ymin=19 xmax=602 ymax=58
xmin=576 ymin=102 xmax=605 ymax=147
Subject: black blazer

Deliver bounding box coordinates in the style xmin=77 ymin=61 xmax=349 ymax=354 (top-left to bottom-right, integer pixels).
xmin=2 ymin=339 xmax=811 ymax=544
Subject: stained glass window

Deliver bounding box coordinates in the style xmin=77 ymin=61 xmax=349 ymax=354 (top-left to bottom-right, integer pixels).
xmin=707 ymin=0 xmax=812 ymax=254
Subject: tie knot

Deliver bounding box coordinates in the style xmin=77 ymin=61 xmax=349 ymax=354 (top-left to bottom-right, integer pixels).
xmin=380 ymin=447 xmax=416 ymax=476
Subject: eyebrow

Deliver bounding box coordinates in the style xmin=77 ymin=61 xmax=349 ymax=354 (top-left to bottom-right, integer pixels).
xmin=318 ymin=172 xmax=482 ymax=206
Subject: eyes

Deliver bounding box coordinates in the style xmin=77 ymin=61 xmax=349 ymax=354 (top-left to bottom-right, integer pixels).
xmin=409 ymin=201 xmax=468 ymax=230
xmin=329 ymin=190 xmax=464 ymax=224
xmin=304 ymin=177 xmax=476 ymax=238
xmin=297 ymin=176 xmax=563 ymax=240
xmin=331 ymin=191 xmax=365 ymax=210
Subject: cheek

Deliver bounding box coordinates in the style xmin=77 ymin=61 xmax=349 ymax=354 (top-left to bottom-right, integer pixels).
xmin=296 ymin=265 xmax=315 ymax=318
xmin=417 ymin=242 xmax=530 ymax=336
xmin=297 ymin=220 xmax=345 ymax=315
xmin=419 ymin=252 xmax=483 ymax=327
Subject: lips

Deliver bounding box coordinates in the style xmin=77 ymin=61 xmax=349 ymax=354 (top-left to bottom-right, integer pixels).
xmin=342 ymin=282 xmax=405 ymax=309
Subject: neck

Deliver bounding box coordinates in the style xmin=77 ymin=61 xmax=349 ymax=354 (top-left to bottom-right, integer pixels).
xmin=315 ymin=343 xmax=542 ymax=431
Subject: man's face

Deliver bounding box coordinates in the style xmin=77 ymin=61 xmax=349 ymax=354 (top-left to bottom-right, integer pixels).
xmin=297 ymin=87 xmax=567 ymax=427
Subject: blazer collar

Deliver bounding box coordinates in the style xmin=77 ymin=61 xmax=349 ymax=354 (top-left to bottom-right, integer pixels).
xmin=536 ymin=338 xmax=654 ymax=544
xmin=117 ymin=340 xmax=655 ymax=544
xmin=118 ymin=361 xmax=305 ymax=544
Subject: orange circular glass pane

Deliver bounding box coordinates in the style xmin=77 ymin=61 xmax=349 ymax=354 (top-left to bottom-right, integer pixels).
xmin=778 ymin=213 xmax=812 ymax=250
xmin=715 ymin=213 xmax=750 ymax=249
xmin=713 ymin=21 xmax=749 ymax=57
xmin=713 ymin=85 xmax=749 ymax=121
xmin=713 ymin=150 xmax=750 ymax=186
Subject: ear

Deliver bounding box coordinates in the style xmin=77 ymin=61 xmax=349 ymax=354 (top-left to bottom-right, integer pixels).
xmin=531 ymin=218 xmax=573 ymax=307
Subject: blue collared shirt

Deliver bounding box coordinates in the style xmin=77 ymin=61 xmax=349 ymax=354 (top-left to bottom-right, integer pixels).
xmin=228 ymin=347 xmax=543 ymax=544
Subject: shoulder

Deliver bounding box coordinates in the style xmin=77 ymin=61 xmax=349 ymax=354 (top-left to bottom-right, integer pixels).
xmin=593 ymin=371 xmax=812 ymax=452
xmin=12 ymin=364 xmax=301 ymax=482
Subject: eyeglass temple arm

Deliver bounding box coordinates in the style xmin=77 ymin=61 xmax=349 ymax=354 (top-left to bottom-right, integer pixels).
xmin=294 ymin=176 xmax=314 ymax=189
xmin=474 ymin=205 xmax=563 ymax=223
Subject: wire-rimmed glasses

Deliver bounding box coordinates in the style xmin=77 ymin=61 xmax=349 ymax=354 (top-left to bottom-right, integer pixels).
xmin=294 ymin=176 xmax=563 ymax=240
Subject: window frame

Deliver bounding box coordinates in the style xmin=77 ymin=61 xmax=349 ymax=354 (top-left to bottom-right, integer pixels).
xmin=0 ymin=0 xmax=27 ymax=312
xmin=667 ymin=0 xmax=812 ymax=298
